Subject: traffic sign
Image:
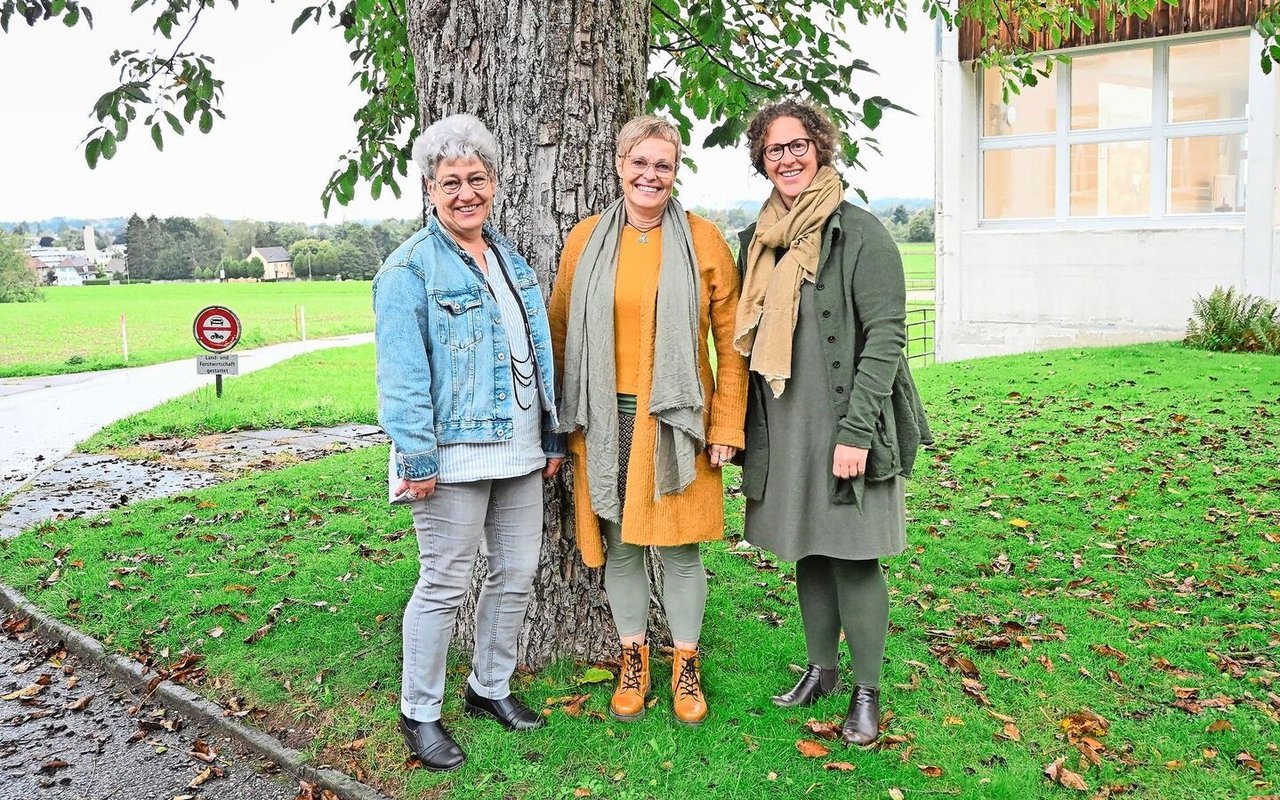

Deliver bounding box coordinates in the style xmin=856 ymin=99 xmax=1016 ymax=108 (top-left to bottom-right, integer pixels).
xmin=196 ymin=354 xmax=240 ymax=375
xmin=193 ymin=305 xmax=241 ymax=353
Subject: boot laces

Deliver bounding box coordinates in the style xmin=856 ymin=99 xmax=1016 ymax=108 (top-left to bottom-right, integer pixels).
xmin=619 ymin=643 xmax=645 ymax=693
xmin=676 ymin=651 xmax=702 ymax=699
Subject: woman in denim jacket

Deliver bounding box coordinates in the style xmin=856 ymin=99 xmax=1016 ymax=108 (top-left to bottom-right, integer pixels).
xmin=373 ymin=114 xmax=563 ymax=772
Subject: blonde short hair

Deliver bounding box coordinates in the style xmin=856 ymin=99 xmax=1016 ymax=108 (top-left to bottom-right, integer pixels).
xmin=615 ymin=115 xmax=682 ymax=164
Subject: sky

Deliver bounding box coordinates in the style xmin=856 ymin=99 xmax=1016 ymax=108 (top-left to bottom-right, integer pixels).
xmin=0 ymin=4 xmax=934 ymax=224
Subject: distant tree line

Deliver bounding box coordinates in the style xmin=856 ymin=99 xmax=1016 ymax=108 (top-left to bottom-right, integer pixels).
xmin=122 ymin=215 xmax=418 ymax=281
xmin=880 ymin=204 xmax=934 ymax=244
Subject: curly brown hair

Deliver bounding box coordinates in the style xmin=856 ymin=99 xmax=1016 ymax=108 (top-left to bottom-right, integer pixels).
xmin=745 ymin=99 xmax=839 ymax=176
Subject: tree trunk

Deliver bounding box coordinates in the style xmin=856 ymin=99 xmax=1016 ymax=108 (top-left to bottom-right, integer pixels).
xmin=406 ymin=0 xmax=651 ymax=667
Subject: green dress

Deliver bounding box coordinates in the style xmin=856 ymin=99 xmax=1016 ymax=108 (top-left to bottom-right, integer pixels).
xmin=743 ymin=283 xmax=906 ymax=562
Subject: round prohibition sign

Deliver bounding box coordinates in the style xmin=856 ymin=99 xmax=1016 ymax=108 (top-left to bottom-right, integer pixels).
xmin=193 ymin=305 xmax=242 ymax=353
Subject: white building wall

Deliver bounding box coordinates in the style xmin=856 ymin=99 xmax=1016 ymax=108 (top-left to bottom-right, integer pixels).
xmin=935 ymin=25 xmax=1278 ymax=363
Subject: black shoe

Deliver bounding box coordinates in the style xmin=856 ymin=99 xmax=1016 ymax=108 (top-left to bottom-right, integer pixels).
xmin=464 ymin=684 xmax=546 ymax=731
xmin=399 ymin=713 xmax=466 ymax=772
xmin=772 ymin=664 xmax=842 ymax=708
xmin=840 ymin=685 xmax=881 ymax=747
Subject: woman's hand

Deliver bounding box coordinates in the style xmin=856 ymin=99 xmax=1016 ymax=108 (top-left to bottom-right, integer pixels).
xmin=395 ymin=477 xmax=437 ymax=502
xmin=543 ymin=457 xmax=564 ymax=479
xmin=708 ymin=444 xmax=738 ymax=468
xmin=832 ymin=444 xmax=869 ymax=480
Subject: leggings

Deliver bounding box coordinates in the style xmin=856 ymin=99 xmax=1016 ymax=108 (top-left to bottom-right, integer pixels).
xmin=796 ymin=555 xmax=889 ymax=687
xmin=601 ymin=518 xmax=707 ymax=643
xmin=600 ymin=403 xmax=707 ymax=644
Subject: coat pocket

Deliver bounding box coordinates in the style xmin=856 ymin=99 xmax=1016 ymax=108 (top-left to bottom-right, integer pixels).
xmin=865 ymin=397 xmax=901 ymax=482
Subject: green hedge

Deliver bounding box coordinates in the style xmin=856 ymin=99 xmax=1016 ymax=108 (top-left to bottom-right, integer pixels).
xmin=83 ymin=279 xmax=111 ymax=286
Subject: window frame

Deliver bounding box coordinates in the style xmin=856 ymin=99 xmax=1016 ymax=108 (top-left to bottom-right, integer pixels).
xmin=977 ymin=30 xmax=1250 ymax=228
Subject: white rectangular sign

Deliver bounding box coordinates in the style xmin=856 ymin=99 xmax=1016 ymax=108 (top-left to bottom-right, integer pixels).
xmin=196 ymin=354 xmax=240 ymax=375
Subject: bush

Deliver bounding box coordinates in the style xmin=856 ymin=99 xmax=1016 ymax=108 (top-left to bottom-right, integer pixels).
xmin=1185 ymin=286 xmax=1280 ymax=354
xmin=906 ymin=209 xmax=934 ymax=243
xmin=83 ymin=278 xmax=111 ymax=286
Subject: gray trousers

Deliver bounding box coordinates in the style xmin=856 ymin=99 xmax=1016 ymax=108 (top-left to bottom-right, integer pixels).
xmin=601 ymin=518 xmax=708 ymax=644
xmin=400 ymin=470 xmax=543 ymax=722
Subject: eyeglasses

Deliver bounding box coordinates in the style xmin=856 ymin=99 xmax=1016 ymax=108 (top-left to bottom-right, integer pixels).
xmin=435 ymin=173 xmax=492 ymax=195
xmin=763 ymin=137 xmax=814 ymax=161
xmin=623 ymin=156 xmax=676 ymax=179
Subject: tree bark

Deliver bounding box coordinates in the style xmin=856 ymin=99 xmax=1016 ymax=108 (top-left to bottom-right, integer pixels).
xmin=405 ymin=0 xmax=650 ymax=667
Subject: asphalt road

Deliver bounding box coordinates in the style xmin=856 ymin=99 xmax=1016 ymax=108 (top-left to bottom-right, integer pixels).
xmin=0 ymin=613 xmax=298 ymax=800
xmin=0 ymin=334 xmax=373 ymax=498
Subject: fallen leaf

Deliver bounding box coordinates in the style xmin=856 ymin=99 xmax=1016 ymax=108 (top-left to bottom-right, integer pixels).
xmin=918 ymin=764 xmax=943 ymax=778
xmin=796 ymin=739 xmax=831 ymax=758
xmin=888 ymin=790 xmax=905 ymax=800
xmin=207 ymin=627 xmax=224 ymax=639
xmin=1236 ymin=751 xmax=1263 ymax=775
xmin=1043 ymin=757 xmax=1088 ymax=791
xmin=190 ymin=739 xmax=218 ymax=763
xmin=1010 ymin=519 xmax=1031 ymax=529
xmin=38 ymin=759 xmax=71 ymax=774
xmin=805 ymin=718 xmax=841 ymax=740
xmin=575 ymin=667 xmax=614 ymax=686
xmin=1 ymin=682 xmax=46 ymax=701
xmin=65 ymin=695 xmax=94 ymax=711
xmin=824 ymin=761 xmax=856 ymax=772
xmin=943 ymin=715 xmax=964 ymax=726
xmin=997 ymin=722 xmax=1021 ymax=742
xmin=1091 ymin=644 xmax=1128 ymax=662
xmin=223 ymin=584 xmax=256 ymax=596
xmin=1206 ymin=719 xmax=1233 ymax=733
xmin=243 ymin=623 xmax=274 ymax=645
xmin=573 ymin=789 xmax=592 ymax=798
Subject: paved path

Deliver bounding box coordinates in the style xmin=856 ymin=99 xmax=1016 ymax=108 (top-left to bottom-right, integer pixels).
xmin=0 ymin=334 xmax=374 ymax=499
xmin=1 ymin=612 xmax=297 ymax=800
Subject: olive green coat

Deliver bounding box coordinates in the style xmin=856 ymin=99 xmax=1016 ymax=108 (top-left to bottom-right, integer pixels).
xmin=735 ymin=201 xmax=932 ymax=507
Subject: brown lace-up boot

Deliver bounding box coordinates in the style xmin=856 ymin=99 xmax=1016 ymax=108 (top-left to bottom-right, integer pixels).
xmin=671 ymin=647 xmax=707 ymax=726
xmin=610 ymin=642 xmax=651 ymax=721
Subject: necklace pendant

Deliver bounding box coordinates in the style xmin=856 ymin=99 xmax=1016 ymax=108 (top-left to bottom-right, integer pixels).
xmin=638 ymin=231 xmax=648 ymax=244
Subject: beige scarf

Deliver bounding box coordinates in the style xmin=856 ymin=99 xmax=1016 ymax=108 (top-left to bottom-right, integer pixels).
xmin=733 ymin=165 xmax=844 ymax=397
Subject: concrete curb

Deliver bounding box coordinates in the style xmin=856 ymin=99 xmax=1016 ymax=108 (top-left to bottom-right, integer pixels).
xmin=0 ymin=582 xmax=393 ymax=800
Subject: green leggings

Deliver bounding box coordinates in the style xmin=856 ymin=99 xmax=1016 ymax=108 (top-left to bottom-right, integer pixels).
xmin=796 ymin=555 xmax=889 ymax=687
xmin=601 ymin=518 xmax=707 ymax=643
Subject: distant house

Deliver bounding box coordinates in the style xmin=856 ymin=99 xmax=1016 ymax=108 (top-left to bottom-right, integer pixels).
xmin=57 ymin=255 xmax=95 ymax=280
xmin=51 ymin=265 xmax=84 ymax=286
xmin=250 ymin=246 xmax=295 ymax=280
xmin=104 ymin=256 xmax=128 ymax=278
xmin=935 ymin=6 xmax=1277 ymax=360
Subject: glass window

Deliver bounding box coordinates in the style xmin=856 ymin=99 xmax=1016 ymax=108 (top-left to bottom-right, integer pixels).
xmin=1169 ymin=38 xmax=1249 ymax=123
xmin=1168 ymin=134 xmax=1247 ymax=214
xmin=1070 ymin=142 xmax=1151 ymax=216
xmin=983 ymin=66 xmax=1057 ymax=136
xmin=1071 ymin=49 xmax=1153 ymax=130
xmin=983 ymin=148 xmax=1056 ymax=219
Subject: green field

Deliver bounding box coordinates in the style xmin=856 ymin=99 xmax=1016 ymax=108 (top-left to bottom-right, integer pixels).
xmin=9 ymin=342 xmax=1275 ymax=799
xmin=0 ymin=282 xmax=374 ymax=378
xmin=898 ymin=242 xmax=935 ymax=290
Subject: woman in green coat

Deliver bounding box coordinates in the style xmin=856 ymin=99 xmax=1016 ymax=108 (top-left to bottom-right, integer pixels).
xmin=733 ymin=99 xmax=930 ymax=746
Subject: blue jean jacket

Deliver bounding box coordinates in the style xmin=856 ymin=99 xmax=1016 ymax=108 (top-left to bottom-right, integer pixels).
xmin=373 ymin=214 xmax=561 ymax=481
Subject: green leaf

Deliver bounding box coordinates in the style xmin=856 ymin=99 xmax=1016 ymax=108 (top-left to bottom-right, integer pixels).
xmin=164 ymin=111 xmax=183 ymax=134
xmin=861 ymin=99 xmax=883 ymax=130
xmin=151 ymin=123 xmax=164 ymax=152
xmin=100 ymin=131 xmax=117 ymax=160
xmin=85 ymin=138 xmax=102 ymax=169
xmin=291 ymin=7 xmax=312 ymax=34
xmin=576 ymin=667 xmax=614 ymax=686
xmin=199 ymin=110 xmax=213 ymax=134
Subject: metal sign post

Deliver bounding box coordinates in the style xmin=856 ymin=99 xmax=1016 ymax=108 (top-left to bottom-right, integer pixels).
xmin=193 ymin=305 xmax=242 ymax=398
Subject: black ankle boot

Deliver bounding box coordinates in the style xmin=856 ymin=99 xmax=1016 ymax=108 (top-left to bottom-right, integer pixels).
xmin=399 ymin=714 xmax=466 ymax=772
xmin=840 ymin=685 xmax=881 ymax=746
xmin=772 ymin=664 xmax=842 ymax=707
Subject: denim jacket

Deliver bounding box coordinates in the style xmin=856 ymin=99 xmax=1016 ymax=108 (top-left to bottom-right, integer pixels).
xmin=373 ymin=213 xmax=561 ymax=481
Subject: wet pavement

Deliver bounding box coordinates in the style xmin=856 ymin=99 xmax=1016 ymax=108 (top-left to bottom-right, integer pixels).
xmin=0 ymin=613 xmax=297 ymax=800
xmin=0 ymin=425 xmax=387 ymax=540
xmin=0 ymin=334 xmax=374 ymax=500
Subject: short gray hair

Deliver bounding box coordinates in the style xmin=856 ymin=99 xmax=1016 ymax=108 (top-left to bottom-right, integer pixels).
xmin=412 ymin=114 xmax=499 ymax=180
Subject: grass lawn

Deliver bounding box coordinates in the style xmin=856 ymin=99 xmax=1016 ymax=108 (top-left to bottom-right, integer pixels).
xmin=0 ymin=281 xmax=374 ymax=378
xmin=4 ymin=343 xmax=1278 ymax=799
xmin=898 ymin=243 xmax=935 ymax=289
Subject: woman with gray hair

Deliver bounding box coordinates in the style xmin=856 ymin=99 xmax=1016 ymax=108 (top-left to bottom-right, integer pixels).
xmin=373 ymin=113 xmax=564 ymax=771
xmin=549 ymin=116 xmax=747 ymax=726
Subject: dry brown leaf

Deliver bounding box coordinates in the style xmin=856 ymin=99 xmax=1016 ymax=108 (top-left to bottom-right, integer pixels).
xmin=190 ymin=739 xmax=217 ymax=763
xmin=65 ymin=695 xmax=94 ymax=712
xmin=1236 ymin=751 xmax=1263 ymax=775
xmin=1043 ymin=757 xmax=1089 ymax=791
xmin=997 ymin=722 xmax=1022 ymax=742
xmin=562 ymin=694 xmax=589 ymax=718
xmin=888 ymin=790 xmax=905 ymax=800
xmin=918 ymin=764 xmax=944 ymax=778
xmin=796 ymin=739 xmax=831 ymax=758
xmin=573 ymin=789 xmax=592 ymax=798
xmin=1090 ymin=644 xmax=1128 ymax=662
xmin=1038 ymin=655 xmax=1055 ymax=673
xmin=985 ymin=708 xmax=1016 ymax=724
xmin=1 ymin=682 xmax=46 ymax=701
xmin=943 ymin=715 xmax=964 ymax=726
xmin=823 ymin=761 xmax=856 ymax=772
xmin=38 ymin=759 xmax=71 ymax=774
xmin=243 ymin=623 xmax=274 ymax=645
xmin=1206 ymin=719 xmax=1233 ymax=733
xmin=223 ymin=584 xmax=256 ymax=595
xmin=804 ymin=718 xmax=841 ymax=740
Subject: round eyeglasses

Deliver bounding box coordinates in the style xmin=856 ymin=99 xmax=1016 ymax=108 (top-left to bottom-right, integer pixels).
xmin=763 ymin=137 xmax=814 ymax=162
xmin=435 ymin=174 xmax=492 ymax=195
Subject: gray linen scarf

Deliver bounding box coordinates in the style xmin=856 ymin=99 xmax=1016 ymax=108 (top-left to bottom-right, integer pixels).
xmin=558 ymin=197 xmax=704 ymax=523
